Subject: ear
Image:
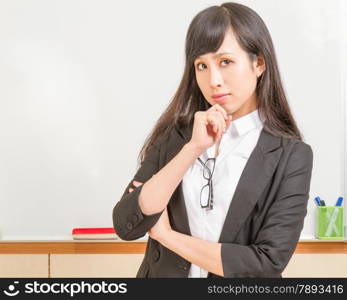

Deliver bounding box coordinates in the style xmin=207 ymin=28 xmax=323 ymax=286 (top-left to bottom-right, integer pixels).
xmin=254 ymin=55 xmax=266 ymax=78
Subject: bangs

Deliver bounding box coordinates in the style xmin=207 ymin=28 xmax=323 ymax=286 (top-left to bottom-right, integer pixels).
xmin=185 ymin=6 xmax=231 ymax=62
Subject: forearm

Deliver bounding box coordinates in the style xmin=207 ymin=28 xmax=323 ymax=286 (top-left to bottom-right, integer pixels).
xmin=139 ymin=142 xmax=203 ymax=215
xmin=160 ymin=230 xmax=224 ymax=277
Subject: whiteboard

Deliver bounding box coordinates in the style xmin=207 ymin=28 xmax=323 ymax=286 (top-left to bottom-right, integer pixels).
xmin=0 ymin=0 xmax=346 ymax=240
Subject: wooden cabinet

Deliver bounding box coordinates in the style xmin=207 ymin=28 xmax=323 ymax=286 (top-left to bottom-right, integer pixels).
xmin=1 ymin=242 xmax=347 ymax=277
xmin=50 ymin=254 xmax=144 ymax=277
xmin=283 ymin=254 xmax=347 ymax=277
xmin=0 ymin=255 xmax=48 ymax=277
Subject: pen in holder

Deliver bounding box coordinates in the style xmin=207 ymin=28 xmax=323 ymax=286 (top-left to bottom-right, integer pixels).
xmin=316 ymin=206 xmax=344 ymax=240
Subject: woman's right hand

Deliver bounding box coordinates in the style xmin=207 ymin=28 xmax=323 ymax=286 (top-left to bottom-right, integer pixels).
xmin=189 ymin=104 xmax=232 ymax=152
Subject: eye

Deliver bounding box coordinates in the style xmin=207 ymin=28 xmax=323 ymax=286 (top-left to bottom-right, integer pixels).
xmin=221 ymin=59 xmax=232 ymax=66
xmin=195 ymin=62 xmax=206 ymax=71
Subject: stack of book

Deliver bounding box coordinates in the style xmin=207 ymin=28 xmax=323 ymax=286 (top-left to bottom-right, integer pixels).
xmin=72 ymin=228 xmax=119 ymax=240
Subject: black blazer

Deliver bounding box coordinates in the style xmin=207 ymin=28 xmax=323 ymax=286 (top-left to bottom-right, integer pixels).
xmin=113 ymin=122 xmax=313 ymax=278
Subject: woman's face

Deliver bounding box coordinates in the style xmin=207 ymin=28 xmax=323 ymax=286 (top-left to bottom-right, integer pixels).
xmin=194 ymin=27 xmax=265 ymax=120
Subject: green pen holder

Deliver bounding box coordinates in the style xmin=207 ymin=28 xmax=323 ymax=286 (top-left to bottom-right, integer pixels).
xmin=316 ymin=206 xmax=344 ymax=240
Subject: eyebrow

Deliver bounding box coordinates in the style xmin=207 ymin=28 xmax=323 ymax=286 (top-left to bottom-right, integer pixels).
xmin=196 ymin=52 xmax=234 ymax=60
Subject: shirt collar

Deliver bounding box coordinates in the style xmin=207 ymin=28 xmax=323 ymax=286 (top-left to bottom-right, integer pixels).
xmin=228 ymin=109 xmax=263 ymax=137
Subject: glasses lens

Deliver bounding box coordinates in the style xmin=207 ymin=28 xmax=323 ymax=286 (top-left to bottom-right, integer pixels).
xmin=203 ymin=158 xmax=215 ymax=180
xmin=200 ymin=184 xmax=210 ymax=207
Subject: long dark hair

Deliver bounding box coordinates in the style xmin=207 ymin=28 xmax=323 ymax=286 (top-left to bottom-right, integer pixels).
xmin=138 ymin=2 xmax=302 ymax=164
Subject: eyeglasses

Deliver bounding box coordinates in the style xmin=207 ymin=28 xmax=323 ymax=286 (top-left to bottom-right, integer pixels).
xmin=197 ymin=157 xmax=216 ymax=210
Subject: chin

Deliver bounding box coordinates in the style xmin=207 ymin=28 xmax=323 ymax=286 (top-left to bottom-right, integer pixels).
xmin=224 ymin=105 xmax=237 ymax=115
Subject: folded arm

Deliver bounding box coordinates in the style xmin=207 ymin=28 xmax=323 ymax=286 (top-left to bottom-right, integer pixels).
xmin=154 ymin=142 xmax=313 ymax=277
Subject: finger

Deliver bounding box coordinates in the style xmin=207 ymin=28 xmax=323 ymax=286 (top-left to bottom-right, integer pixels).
xmin=206 ymin=115 xmax=217 ymax=133
xmin=219 ymin=112 xmax=227 ymax=133
xmin=209 ymin=114 xmax=223 ymax=137
xmin=133 ymin=180 xmax=143 ymax=187
xmin=213 ymin=117 xmax=221 ymax=135
xmin=129 ymin=188 xmax=134 ymax=193
xmin=215 ymin=117 xmax=223 ymax=139
xmin=215 ymin=107 xmax=232 ymax=134
xmin=212 ymin=111 xmax=226 ymax=134
xmin=217 ymin=121 xmax=223 ymax=141
xmin=207 ymin=113 xmax=224 ymax=137
xmin=207 ymin=103 xmax=227 ymax=117
xmin=210 ymin=104 xmax=228 ymax=121
xmin=211 ymin=115 xmax=222 ymax=141
xmin=213 ymin=122 xmax=217 ymax=134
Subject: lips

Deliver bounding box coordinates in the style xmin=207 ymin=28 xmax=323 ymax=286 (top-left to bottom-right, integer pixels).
xmin=212 ymin=93 xmax=230 ymax=104
xmin=212 ymin=93 xmax=230 ymax=99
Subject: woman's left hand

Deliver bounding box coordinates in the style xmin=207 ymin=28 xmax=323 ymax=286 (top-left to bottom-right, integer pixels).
xmin=148 ymin=207 xmax=172 ymax=242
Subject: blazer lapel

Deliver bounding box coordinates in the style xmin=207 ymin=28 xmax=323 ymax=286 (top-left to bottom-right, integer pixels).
xmin=218 ymin=128 xmax=283 ymax=243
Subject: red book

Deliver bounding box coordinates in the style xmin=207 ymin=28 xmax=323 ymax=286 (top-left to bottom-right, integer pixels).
xmin=72 ymin=228 xmax=119 ymax=240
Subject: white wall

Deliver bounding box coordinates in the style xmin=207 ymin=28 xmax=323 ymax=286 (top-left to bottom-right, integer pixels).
xmin=0 ymin=0 xmax=346 ymax=240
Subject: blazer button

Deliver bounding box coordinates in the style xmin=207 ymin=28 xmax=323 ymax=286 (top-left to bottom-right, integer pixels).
xmin=153 ymin=250 xmax=160 ymax=262
xmin=132 ymin=214 xmax=139 ymax=223
xmin=126 ymin=222 xmax=133 ymax=230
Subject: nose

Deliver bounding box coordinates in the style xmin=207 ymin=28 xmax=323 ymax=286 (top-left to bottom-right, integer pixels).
xmin=209 ymin=66 xmax=223 ymax=88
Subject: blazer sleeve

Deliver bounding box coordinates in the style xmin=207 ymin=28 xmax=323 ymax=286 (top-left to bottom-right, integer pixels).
xmin=221 ymin=141 xmax=313 ymax=277
xmin=112 ymin=138 xmax=165 ymax=241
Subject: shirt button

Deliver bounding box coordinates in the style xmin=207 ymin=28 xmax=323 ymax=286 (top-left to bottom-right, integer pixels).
xmin=178 ymin=265 xmax=188 ymax=271
xmin=132 ymin=214 xmax=139 ymax=223
xmin=126 ymin=222 xmax=133 ymax=230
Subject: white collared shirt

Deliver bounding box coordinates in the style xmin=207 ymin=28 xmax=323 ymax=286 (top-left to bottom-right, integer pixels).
xmin=181 ymin=109 xmax=264 ymax=278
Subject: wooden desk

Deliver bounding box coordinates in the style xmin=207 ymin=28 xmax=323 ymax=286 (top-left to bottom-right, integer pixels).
xmin=0 ymin=240 xmax=346 ymax=254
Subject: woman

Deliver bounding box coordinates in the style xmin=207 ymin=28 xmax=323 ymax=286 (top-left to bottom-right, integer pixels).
xmin=113 ymin=2 xmax=313 ymax=278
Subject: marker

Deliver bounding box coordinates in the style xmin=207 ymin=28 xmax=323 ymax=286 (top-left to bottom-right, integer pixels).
xmin=314 ymin=196 xmax=321 ymax=206
xmin=335 ymin=196 xmax=344 ymax=207
xmin=320 ymin=200 xmax=326 ymax=206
